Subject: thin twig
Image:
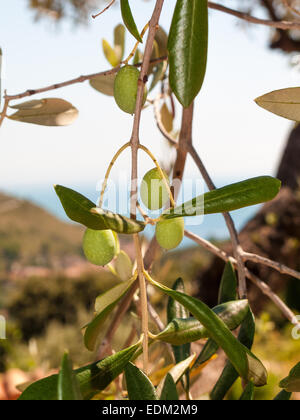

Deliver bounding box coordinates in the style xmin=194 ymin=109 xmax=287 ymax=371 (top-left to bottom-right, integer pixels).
xmin=281 ymin=0 xmax=300 ymax=18
xmin=0 ymin=96 xmax=9 ymax=128
xmin=208 ymin=1 xmax=300 ymax=30
xmin=92 ymin=0 xmax=116 ymax=19
xmin=4 ymin=56 xmax=167 ymax=102
xmin=242 ymin=251 xmax=300 ymax=281
xmin=184 ymin=230 xmax=300 ymax=328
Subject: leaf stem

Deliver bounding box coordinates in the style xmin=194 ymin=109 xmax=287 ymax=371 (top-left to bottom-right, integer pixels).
xmin=99 ymin=141 xmax=131 ymax=208
xmin=122 ymin=22 xmax=150 ymax=65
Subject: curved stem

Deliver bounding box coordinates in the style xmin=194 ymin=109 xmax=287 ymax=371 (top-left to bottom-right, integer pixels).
xmin=98 ymin=141 xmax=131 ymax=208
xmin=122 ymin=22 xmax=150 ymax=65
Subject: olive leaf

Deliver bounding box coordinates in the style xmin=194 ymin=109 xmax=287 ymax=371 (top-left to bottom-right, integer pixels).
xmin=125 ymin=363 xmax=158 ymax=400
xmin=114 ymin=24 xmax=126 ymax=63
xmin=210 ymin=308 xmax=256 ymax=400
xmin=54 ymin=185 xmax=145 ymax=234
xmin=114 ymin=251 xmax=133 ymax=281
xmin=84 ymin=276 xmax=136 ymax=351
xmin=160 ymin=374 xmax=179 ymax=401
xmin=157 ymin=300 xmax=249 ymax=345
xmin=255 ymin=87 xmax=300 ymax=121
xmin=102 ymin=39 xmax=119 ymax=67
xmin=57 ymin=353 xmax=83 ymax=401
xmin=279 ymin=362 xmax=300 ymax=392
xmin=168 ymin=0 xmax=208 ymax=107
xmin=19 ymin=342 xmax=141 ymax=400
xmin=89 ymin=73 xmax=116 ymax=96
xmin=147 ymin=276 xmax=267 ymax=387
xmin=9 ymin=98 xmax=78 ymax=126
xmin=156 ymin=354 xmax=196 ymax=398
xmin=195 ymin=262 xmax=238 ymax=367
xmin=120 ymin=0 xmax=142 ymax=43
xmin=162 ymin=176 xmax=281 ymax=220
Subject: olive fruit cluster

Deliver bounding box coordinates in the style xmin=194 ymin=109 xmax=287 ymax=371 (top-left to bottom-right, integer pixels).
xmin=114 ymin=65 xmax=147 ymax=115
xmin=141 ymin=168 xmax=184 ymax=250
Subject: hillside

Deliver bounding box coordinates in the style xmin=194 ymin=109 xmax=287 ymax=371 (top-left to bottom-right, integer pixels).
xmin=0 ymin=191 xmax=85 ymax=272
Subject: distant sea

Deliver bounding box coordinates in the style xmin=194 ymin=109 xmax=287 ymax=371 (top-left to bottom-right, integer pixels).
xmin=1 ymin=179 xmax=260 ymax=248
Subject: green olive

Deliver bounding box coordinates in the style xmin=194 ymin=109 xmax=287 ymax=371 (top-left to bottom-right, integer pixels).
xmin=140 ymin=168 xmax=170 ymax=210
xmin=114 ymin=65 xmax=147 ymax=114
xmin=82 ymin=229 xmax=118 ymax=266
xmin=155 ymin=217 xmax=185 ymax=250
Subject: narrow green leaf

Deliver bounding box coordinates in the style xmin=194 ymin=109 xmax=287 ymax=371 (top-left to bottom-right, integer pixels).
xmin=148 ymin=277 xmax=267 ymax=387
xmin=168 ymin=0 xmax=208 ymax=107
xmin=162 ymin=176 xmax=281 ymax=220
xmin=160 ymin=374 xmax=179 ymax=400
xmin=102 ymin=39 xmax=119 ymax=67
xmin=9 ymin=98 xmax=78 ymax=126
xmin=90 ymin=73 xmax=116 ymax=96
xmin=157 ymin=300 xmax=249 ymax=345
xmin=279 ymin=362 xmax=300 ymax=392
xmin=84 ymin=277 xmax=136 ymax=351
xmin=120 ymin=0 xmax=142 ymax=43
xmin=239 ymin=381 xmax=254 ymax=401
xmin=156 ymin=354 xmax=196 ymax=398
xmin=218 ymin=261 xmax=238 ymax=304
xmin=210 ymin=308 xmax=256 ymax=400
xmin=19 ymin=342 xmax=140 ymax=400
xmin=114 ymin=24 xmax=126 ymax=62
xmin=167 ymin=279 xmax=190 ymax=392
xmin=58 ymin=352 xmax=83 ymax=401
xmin=195 ymin=262 xmax=238 ymax=367
xmin=125 ymin=363 xmax=158 ymax=400
xmin=255 ymin=87 xmax=300 ymax=121
xmin=54 ymin=185 xmax=145 ymax=234
xmin=274 ymin=390 xmax=292 ymax=401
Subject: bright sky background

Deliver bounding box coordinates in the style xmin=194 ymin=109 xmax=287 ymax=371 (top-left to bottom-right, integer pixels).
xmin=0 ymin=0 xmax=299 ymax=196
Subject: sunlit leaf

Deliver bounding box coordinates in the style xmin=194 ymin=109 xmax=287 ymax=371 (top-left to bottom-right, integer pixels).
xmin=54 ymin=185 xmax=145 ymax=234
xmin=125 ymin=363 xmax=158 ymax=400
xmin=58 ymin=352 xmax=83 ymax=401
xmin=160 ymin=374 xmax=179 ymax=400
xmin=19 ymin=342 xmax=141 ymax=400
xmin=102 ymin=39 xmax=119 ymax=67
xmin=90 ymin=73 xmax=116 ymax=96
xmin=160 ymin=102 xmax=173 ymax=133
xmin=167 ymin=278 xmax=190 ymax=394
xmin=168 ymin=0 xmax=208 ymax=107
xmin=9 ymin=98 xmax=78 ymax=126
xmin=84 ymin=276 xmax=136 ymax=351
xmin=114 ymin=251 xmax=133 ymax=281
xmin=162 ymin=176 xmax=281 ymax=220
xmin=210 ymin=308 xmax=256 ymax=400
xmin=114 ymin=24 xmax=126 ymax=62
xmin=148 ymin=276 xmax=267 ymax=387
xmin=195 ymin=262 xmax=238 ymax=366
xmin=120 ymin=0 xmax=142 ymax=43
xmin=255 ymin=87 xmax=300 ymax=121
xmin=279 ymin=362 xmax=300 ymax=392
xmin=157 ymin=300 xmax=249 ymax=345
xmin=156 ymin=354 xmax=196 ymax=398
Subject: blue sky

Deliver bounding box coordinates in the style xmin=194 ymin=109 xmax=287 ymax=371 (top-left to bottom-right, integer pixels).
xmin=0 ymin=0 xmax=299 ymax=196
